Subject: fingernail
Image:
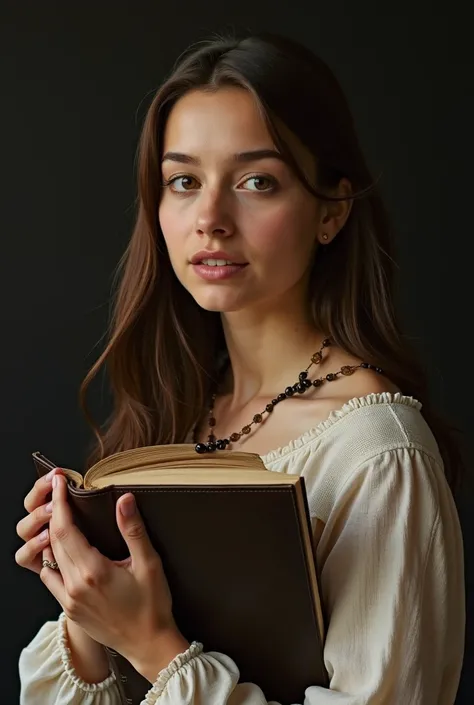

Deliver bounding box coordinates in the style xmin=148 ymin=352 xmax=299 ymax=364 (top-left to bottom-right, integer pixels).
xmin=52 ymin=475 xmax=60 ymax=489
xmin=39 ymin=529 xmax=49 ymax=542
xmin=45 ymin=468 xmax=59 ymax=482
xmin=120 ymin=496 xmax=136 ymax=517
xmin=45 ymin=502 xmax=53 ymax=514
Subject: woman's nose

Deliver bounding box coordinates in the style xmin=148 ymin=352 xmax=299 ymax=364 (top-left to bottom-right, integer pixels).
xmin=194 ymin=191 xmax=235 ymax=238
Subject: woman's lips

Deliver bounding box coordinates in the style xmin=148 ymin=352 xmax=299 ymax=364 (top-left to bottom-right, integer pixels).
xmin=191 ymin=263 xmax=248 ymax=280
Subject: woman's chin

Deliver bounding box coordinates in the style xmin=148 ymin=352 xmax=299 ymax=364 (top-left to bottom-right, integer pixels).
xmin=192 ymin=292 xmax=248 ymax=314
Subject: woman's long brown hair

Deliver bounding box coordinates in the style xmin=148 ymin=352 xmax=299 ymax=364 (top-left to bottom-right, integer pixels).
xmin=79 ymin=32 xmax=465 ymax=492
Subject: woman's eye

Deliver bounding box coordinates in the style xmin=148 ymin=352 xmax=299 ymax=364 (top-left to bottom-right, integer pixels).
xmin=165 ymin=175 xmax=199 ymax=192
xmin=241 ymin=175 xmax=276 ymax=192
xmin=163 ymin=174 xmax=276 ymax=193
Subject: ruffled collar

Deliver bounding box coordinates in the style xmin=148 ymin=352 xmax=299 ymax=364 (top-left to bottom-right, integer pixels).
xmin=261 ymin=392 xmax=422 ymax=464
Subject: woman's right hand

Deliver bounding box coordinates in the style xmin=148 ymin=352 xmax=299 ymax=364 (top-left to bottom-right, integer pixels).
xmin=15 ymin=468 xmax=112 ymax=683
xmin=15 ymin=467 xmax=64 ymax=574
xmin=15 ymin=468 xmax=109 ymax=683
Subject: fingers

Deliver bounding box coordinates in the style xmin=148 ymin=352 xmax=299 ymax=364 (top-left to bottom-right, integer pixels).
xmin=40 ymin=543 xmax=66 ymax=605
xmin=116 ymin=493 xmax=157 ymax=569
xmin=41 ymin=544 xmax=60 ymax=575
xmin=48 ymin=475 xmax=105 ymax=603
xmin=49 ymin=475 xmax=92 ymax=571
xmin=15 ymin=527 xmax=50 ymax=573
xmin=41 ymin=543 xmax=55 ymax=568
xmin=16 ymin=469 xmax=63 ymax=574
xmin=16 ymin=500 xmax=53 ymax=542
xmin=24 ymin=468 xmax=63 ymax=513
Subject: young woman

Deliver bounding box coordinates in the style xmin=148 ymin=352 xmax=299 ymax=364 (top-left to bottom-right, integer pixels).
xmin=16 ymin=32 xmax=465 ymax=704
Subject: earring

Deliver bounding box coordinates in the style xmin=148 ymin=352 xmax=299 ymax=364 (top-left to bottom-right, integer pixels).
xmin=322 ymin=233 xmax=329 ymax=241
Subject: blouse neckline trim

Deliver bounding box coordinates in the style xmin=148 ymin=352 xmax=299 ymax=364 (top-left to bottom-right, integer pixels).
xmin=261 ymin=392 xmax=422 ymax=464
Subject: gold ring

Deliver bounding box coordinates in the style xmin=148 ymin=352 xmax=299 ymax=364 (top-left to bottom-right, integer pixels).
xmin=42 ymin=559 xmax=59 ymax=571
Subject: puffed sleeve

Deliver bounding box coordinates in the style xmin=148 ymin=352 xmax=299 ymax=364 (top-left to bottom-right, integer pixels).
xmin=142 ymin=447 xmax=465 ymax=705
xmin=19 ymin=612 xmax=121 ymax=704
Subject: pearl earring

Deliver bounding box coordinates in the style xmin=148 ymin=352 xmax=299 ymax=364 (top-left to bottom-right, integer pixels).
xmin=322 ymin=233 xmax=329 ymax=241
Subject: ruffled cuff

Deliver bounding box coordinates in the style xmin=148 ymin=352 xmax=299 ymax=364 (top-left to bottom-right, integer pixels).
xmin=57 ymin=612 xmax=117 ymax=692
xmin=143 ymin=641 xmax=204 ymax=704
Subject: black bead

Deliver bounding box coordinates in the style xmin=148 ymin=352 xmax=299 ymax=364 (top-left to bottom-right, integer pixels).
xmin=292 ymin=384 xmax=299 ymax=393
xmin=285 ymin=386 xmax=294 ymax=397
xmin=326 ymin=373 xmax=336 ymax=381
xmin=216 ymin=440 xmax=227 ymax=450
xmin=207 ymin=442 xmax=216 ymax=452
xmin=297 ymin=382 xmax=306 ymax=393
xmin=313 ymin=378 xmax=323 ymax=387
xmin=376 ymin=367 xmax=383 ymax=374
xmin=322 ymin=338 xmax=331 ymax=347
xmin=195 ymin=443 xmax=208 ymax=454
xmin=223 ymin=438 xmax=230 ymax=446
xmin=277 ymin=393 xmax=286 ymax=402
xmin=361 ymin=362 xmax=369 ymax=369
xmin=266 ymin=403 xmax=274 ymax=413
xmin=299 ymin=371 xmax=308 ymax=381
xmin=272 ymin=398 xmax=279 ymax=405
xmin=303 ymin=378 xmax=312 ymax=388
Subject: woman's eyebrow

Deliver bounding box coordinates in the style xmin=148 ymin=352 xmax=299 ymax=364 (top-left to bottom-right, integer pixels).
xmin=161 ymin=149 xmax=287 ymax=166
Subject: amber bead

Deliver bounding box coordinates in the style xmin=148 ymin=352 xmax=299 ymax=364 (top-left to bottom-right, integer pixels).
xmin=230 ymin=432 xmax=241 ymax=442
xmin=311 ymin=352 xmax=322 ymax=364
xmin=209 ymin=417 xmax=216 ymax=427
xmin=341 ymin=365 xmax=353 ymax=376
xmin=253 ymin=414 xmax=263 ymax=424
xmin=242 ymin=425 xmax=251 ymax=434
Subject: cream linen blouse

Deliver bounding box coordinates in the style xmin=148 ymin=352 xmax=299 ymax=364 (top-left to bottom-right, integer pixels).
xmin=19 ymin=393 xmax=465 ymax=705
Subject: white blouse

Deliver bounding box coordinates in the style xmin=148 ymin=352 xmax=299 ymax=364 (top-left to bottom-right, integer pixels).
xmin=19 ymin=393 xmax=465 ymax=704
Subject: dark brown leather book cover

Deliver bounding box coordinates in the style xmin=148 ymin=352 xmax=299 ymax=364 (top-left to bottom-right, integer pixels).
xmin=33 ymin=449 xmax=328 ymax=705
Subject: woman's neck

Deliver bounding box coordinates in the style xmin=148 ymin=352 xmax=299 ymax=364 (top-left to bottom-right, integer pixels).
xmin=221 ymin=307 xmax=324 ymax=409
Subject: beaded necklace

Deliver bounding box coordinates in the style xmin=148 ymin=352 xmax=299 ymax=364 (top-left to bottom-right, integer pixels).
xmin=194 ymin=337 xmax=384 ymax=454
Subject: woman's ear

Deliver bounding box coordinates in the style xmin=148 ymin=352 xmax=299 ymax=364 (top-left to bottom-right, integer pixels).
xmin=317 ymin=178 xmax=353 ymax=244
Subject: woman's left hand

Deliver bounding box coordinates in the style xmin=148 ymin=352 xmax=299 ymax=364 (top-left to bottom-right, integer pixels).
xmin=41 ymin=474 xmax=190 ymax=681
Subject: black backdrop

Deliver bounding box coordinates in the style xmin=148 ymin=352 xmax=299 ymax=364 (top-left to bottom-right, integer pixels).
xmin=2 ymin=2 xmax=472 ymax=703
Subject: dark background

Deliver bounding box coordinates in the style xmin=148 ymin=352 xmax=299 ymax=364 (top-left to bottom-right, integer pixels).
xmin=2 ymin=2 xmax=472 ymax=702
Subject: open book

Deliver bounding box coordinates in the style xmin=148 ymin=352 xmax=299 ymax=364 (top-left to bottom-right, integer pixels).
xmin=33 ymin=445 xmax=327 ymax=705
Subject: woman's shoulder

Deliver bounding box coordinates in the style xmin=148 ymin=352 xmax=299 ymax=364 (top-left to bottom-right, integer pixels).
xmin=263 ymin=390 xmax=445 ymax=524
xmin=262 ymin=390 xmax=441 ymax=475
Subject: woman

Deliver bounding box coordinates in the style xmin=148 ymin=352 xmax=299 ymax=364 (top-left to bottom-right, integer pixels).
xmin=16 ymin=32 xmax=465 ymax=704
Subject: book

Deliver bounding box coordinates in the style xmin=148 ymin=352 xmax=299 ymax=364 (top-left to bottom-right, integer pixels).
xmin=32 ymin=445 xmax=328 ymax=705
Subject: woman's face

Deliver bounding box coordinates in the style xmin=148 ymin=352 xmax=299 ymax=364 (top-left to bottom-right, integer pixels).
xmin=159 ymin=86 xmax=322 ymax=315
